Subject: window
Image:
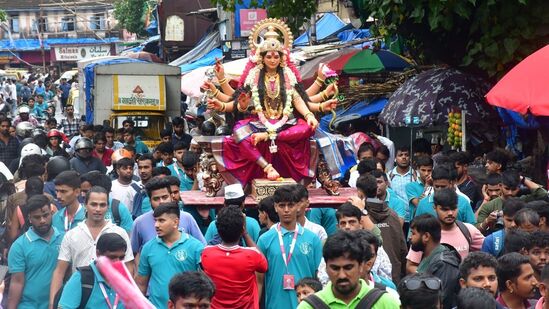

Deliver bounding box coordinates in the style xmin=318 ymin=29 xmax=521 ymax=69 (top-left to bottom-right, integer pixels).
xmin=89 ymin=13 xmax=105 ymax=30
xmin=37 ymin=17 xmax=48 ymax=32
xmin=61 ymin=17 xmax=75 ymax=32
xmin=9 ymin=15 xmax=19 ymax=33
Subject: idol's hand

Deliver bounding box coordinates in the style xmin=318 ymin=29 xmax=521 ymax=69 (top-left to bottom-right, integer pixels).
xmin=317 ymin=63 xmax=326 ymax=80
xmin=214 ymin=57 xmax=225 ymax=80
xmin=322 ymin=99 xmax=338 ymax=112
xmin=306 ymin=114 xmax=318 ymax=130
xmin=325 ymin=82 xmax=338 ymax=98
xmin=238 ymin=92 xmax=251 ymax=107
xmin=207 ymin=98 xmax=223 ymax=111
xmin=201 ymin=81 xmax=216 ymax=93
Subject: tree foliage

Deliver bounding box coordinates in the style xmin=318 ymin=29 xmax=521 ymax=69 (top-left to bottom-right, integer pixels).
xmin=211 ymin=0 xmax=319 ymax=35
xmin=361 ymin=0 xmax=549 ymax=77
xmin=0 ymin=9 xmax=7 ymax=23
xmin=113 ymin=0 xmax=151 ymax=35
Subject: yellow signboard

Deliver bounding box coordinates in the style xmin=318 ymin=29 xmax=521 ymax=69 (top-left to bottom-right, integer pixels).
xmin=112 ymin=75 xmax=166 ymax=111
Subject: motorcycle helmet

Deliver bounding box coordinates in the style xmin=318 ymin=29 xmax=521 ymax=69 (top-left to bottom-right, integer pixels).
xmin=74 ymin=138 xmax=93 ymax=151
xmin=111 ymin=148 xmax=133 ymax=162
xmin=20 ymin=143 xmax=41 ymax=158
xmin=215 ymin=125 xmax=231 ymax=136
xmin=18 ymin=105 xmax=30 ymax=115
xmin=47 ymin=129 xmax=63 ymax=139
xmin=15 ymin=121 xmax=34 ymax=139
xmin=46 ymin=156 xmax=70 ymax=181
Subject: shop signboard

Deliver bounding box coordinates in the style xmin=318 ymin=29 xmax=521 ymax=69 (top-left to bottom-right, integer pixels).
xmin=239 ymin=9 xmax=267 ymax=37
xmin=54 ymin=45 xmax=111 ymax=62
xmin=112 ymin=75 xmax=166 ymax=111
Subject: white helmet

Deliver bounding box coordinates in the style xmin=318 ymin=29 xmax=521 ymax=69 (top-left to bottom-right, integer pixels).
xmin=20 ymin=143 xmax=41 ymax=159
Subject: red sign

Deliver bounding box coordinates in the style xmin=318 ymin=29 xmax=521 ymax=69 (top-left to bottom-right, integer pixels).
xmin=239 ymin=9 xmax=267 ymax=37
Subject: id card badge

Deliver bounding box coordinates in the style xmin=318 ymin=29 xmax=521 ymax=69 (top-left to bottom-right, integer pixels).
xmin=283 ymin=274 xmax=295 ymax=290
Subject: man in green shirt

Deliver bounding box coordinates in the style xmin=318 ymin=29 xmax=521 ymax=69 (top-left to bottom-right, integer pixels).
xmin=477 ymin=170 xmax=546 ymax=233
xmin=298 ymin=230 xmax=399 ymax=309
xmin=409 ymin=214 xmax=461 ymax=308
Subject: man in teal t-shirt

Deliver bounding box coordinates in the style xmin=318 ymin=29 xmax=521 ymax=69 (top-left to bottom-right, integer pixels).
xmin=413 ymin=164 xmax=475 ymax=224
xmin=58 ymin=233 xmax=130 ymax=309
xmin=168 ymin=151 xmax=197 ymax=191
xmin=205 ymin=183 xmax=261 ymax=245
xmin=257 ymin=185 xmax=322 ymax=309
xmin=136 ymin=204 xmax=204 ymax=308
xmin=8 ymin=195 xmax=63 ymax=309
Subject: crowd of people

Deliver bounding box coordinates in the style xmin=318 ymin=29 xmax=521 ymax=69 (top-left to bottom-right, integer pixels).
xmin=1 ymin=74 xmax=549 ymax=309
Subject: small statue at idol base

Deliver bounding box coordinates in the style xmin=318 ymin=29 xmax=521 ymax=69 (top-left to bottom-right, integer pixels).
xmin=200 ymin=152 xmax=224 ymax=197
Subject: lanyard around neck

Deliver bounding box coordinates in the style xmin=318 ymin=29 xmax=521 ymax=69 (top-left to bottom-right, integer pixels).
xmin=99 ymin=282 xmax=119 ymax=309
xmin=277 ymin=223 xmax=298 ymax=269
xmin=64 ymin=204 xmax=82 ymax=231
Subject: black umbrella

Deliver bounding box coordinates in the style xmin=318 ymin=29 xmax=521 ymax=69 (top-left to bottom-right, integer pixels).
xmin=379 ymin=68 xmax=498 ymax=127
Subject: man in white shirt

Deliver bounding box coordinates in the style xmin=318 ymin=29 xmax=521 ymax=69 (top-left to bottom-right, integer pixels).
xmin=49 ymin=186 xmax=133 ymax=307
xmin=110 ymin=157 xmax=141 ymax=212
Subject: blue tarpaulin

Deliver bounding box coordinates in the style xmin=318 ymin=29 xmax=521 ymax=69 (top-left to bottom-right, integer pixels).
xmin=337 ymin=29 xmax=371 ymax=42
xmin=179 ymin=48 xmax=222 ymax=73
xmin=319 ymin=98 xmax=388 ymax=131
xmin=293 ymin=13 xmax=350 ymax=46
xmin=84 ymin=58 xmax=146 ymax=124
xmin=0 ymin=37 xmax=120 ymax=51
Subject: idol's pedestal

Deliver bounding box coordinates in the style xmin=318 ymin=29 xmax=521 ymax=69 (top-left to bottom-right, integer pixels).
xmin=180 ymin=187 xmax=356 ymax=209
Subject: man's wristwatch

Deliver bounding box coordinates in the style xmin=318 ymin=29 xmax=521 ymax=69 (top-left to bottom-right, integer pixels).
xmin=361 ymin=209 xmax=369 ymax=216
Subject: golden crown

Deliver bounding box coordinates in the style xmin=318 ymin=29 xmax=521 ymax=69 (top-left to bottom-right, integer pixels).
xmin=249 ymin=18 xmax=293 ymax=54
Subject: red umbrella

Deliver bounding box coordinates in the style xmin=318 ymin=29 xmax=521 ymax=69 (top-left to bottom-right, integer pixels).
xmin=486 ymin=44 xmax=549 ymax=115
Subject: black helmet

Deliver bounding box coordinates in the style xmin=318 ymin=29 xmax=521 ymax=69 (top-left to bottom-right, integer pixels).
xmin=215 ymin=125 xmax=231 ymax=136
xmin=74 ymin=137 xmax=93 ymax=151
xmin=46 ymin=156 xmax=70 ymax=181
xmin=201 ymin=121 xmax=216 ymax=136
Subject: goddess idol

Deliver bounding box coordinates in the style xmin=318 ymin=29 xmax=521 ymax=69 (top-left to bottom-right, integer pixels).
xmin=205 ymin=18 xmax=338 ymax=186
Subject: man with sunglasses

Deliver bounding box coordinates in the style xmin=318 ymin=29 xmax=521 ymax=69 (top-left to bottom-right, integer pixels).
xmin=409 ymin=214 xmax=461 ymax=308
xmin=398 ymin=273 xmax=443 ymax=309
xmin=298 ymin=230 xmax=399 ymax=309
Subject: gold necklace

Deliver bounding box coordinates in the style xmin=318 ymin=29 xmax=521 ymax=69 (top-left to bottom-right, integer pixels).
xmin=264 ymin=74 xmax=280 ymax=99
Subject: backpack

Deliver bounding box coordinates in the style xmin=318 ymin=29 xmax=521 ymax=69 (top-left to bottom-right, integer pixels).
xmin=131 ymin=183 xmax=146 ymax=219
xmin=428 ymin=244 xmax=462 ymax=309
xmin=52 ymin=266 xmax=95 ymax=309
xmin=111 ymin=198 xmax=121 ymax=226
xmin=303 ymin=286 xmax=386 ymax=309
xmin=455 ymin=220 xmax=472 ymax=250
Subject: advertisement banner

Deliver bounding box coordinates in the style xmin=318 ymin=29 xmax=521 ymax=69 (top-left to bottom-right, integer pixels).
xmin=239 ymin=9 xmax=267 ymax=37
xmin=113 ymin=75 xmax=166 ymax=111
xmin=54 ymin=45 xmax=111 ymax=62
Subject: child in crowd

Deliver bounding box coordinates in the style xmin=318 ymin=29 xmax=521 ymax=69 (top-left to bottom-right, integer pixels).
xmin=295 ymin=277 xmax=323 ymax=303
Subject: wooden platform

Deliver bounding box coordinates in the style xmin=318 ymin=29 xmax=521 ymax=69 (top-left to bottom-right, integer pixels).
xmin=180 ymin=187 xmax=357 ymax=208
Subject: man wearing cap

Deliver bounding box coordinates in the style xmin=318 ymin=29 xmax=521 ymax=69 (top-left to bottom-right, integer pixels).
xmin=13 ymin=105 xmax=39 ymax=127
xmin=204 ymin=183 xmax=261 ymax=246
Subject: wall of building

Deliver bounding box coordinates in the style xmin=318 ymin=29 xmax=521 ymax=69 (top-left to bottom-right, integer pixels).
xmin=0 ymin=7 xmax=117 ymax=39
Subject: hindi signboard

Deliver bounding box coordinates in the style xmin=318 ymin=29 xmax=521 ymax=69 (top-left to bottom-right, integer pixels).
xmin=239 ymin=9 xmax=267 ymax=37
xmin=54 ymin=45 xmax=111 ymax=62
xmin=112 ymin=75 xmax=166 ymax=111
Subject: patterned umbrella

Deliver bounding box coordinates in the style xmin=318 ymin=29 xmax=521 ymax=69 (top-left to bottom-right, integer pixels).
xmin=299 ymin=48 xmax=413 ymax=86
xmin=379 ymin=68 xmax=498 ymax=127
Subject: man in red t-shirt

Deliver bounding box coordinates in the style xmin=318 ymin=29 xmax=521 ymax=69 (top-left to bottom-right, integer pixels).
xmin=201 ymin=205 xmax=268 ymax=309
xmin=91 ymin=132 xmax=113 ymax=167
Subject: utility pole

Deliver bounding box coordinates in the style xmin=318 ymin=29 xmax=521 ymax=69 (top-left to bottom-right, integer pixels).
xmin=39 ymin=0 xmax=46 ymax=72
